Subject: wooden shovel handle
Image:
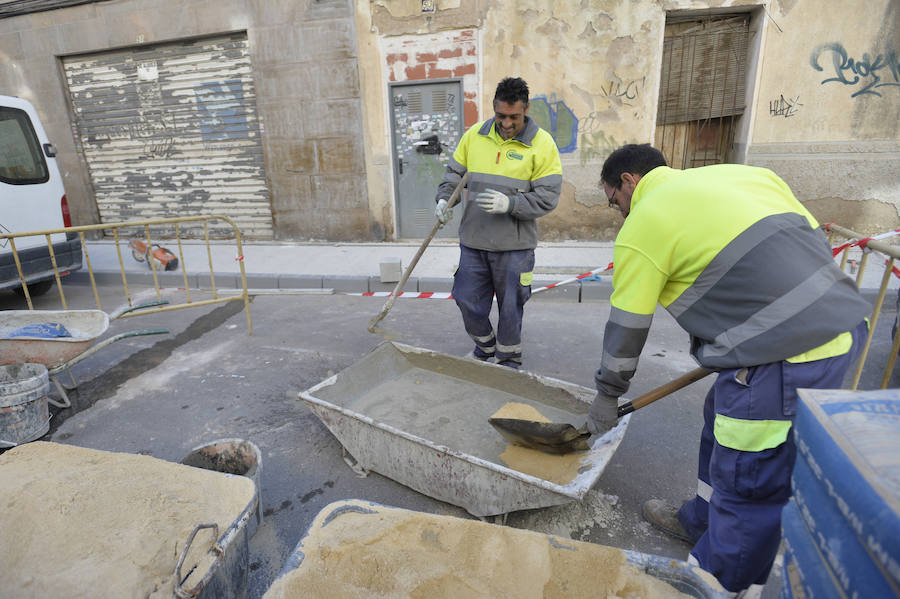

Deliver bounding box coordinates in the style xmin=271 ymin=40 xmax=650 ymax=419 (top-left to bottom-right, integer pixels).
xmin=367 ymin=172 xmax=472 ymax=333
xmin=617 ymin=367 xmax=713 ymax=417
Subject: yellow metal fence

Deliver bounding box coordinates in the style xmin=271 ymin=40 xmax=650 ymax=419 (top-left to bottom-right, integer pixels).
xmin=826 ymin=223 xmax=899 ymax=389
xmin=2 ymin=215 xmax=252 ymax=335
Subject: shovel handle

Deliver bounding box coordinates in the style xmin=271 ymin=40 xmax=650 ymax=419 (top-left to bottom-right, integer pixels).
xmin=367 ymin=171 xmax=471 ymax=333
xmin=617 ymin=367 xmax=713 ymax=418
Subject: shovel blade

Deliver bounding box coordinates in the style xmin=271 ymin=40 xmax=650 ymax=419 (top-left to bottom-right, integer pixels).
xmin=488 ymin=417 xmax=592 ymax=455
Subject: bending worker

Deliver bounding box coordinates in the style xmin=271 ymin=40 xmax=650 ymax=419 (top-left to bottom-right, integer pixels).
xmin=434 ymin=77 xmax=561 ymax=368
xmin=588 ymin=144 xmax=870 ymax=596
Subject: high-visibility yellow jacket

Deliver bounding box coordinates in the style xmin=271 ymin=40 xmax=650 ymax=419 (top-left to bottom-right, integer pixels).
xmin=436 ymin=116 xmax=562 ymax=251
xmin=596 ymin=164 xmax=870 ymax=397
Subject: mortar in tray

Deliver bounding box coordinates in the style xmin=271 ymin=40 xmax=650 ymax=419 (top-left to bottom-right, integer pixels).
xmin=298 ymin=341 xmax=630 ymax=517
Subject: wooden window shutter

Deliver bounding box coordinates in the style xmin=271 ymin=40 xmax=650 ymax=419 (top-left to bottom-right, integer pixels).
xmin=657 ymin=16 xmax=749 ymax=125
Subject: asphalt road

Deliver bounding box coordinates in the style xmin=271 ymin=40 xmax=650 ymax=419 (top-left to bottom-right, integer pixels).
xmin=2 ymin=281 xmax=896 ymax=598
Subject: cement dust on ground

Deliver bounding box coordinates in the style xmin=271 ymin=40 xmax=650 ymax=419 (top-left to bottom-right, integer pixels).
xmin=262 ymin=499 xmax=692 ymax=599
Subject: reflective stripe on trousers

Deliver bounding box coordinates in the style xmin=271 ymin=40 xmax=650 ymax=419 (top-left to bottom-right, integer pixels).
xmin=677 ymin=320 xmax=867 ymax=593
xmin=452 ymin=244 xmax=534 ymax=366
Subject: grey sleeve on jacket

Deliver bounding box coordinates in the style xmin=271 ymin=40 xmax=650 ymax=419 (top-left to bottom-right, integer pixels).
xmin=435 ymin=158 xmax=467 ymax=202
xmin=509 ymin=173 xmax=562 ymax=220
xmin=594 ymin=307 xmax=653 ymax=397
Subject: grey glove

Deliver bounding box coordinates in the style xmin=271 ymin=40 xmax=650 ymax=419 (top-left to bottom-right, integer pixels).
xmin=475 ymin=188 xmax=510 ymax=214
xmin=585 ymin=392 xmax=618 ymax=434
xmin=435 ymin=199 xmax=452 ymax=226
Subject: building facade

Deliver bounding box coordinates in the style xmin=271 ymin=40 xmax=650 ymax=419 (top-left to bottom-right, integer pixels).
xmin=1 ymin=0 xmax=897 ymax=240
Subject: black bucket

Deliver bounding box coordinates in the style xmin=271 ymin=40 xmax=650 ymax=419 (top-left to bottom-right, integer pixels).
xmin=181 ymin=438 xmax=263 ymax=536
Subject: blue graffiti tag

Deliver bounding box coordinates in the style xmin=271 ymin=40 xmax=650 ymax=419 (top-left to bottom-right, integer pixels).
xmin=197 ymin=80 xmax=250 ymax=142
xmin=810 ymin=43 xmax=900 ymax=98
xmin=528 ymin=95 xmax=579 ymax=153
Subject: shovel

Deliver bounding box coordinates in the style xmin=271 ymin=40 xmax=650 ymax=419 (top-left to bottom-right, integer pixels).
xmin=367 ymin=171 xmax=472 ymax=333
xmin=489 ymin=367 xmax=714 ymax=454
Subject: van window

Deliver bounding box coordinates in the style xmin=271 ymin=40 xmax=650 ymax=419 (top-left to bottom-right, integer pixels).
xmin=0 ymin=106 xmax=49 ymax=185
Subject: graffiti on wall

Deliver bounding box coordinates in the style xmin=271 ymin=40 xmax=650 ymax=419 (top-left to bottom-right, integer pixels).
xmin=527 ymin=90 xmax=634 ymax=160
xmin=579 ymin=131 xmax=623 ymax=167
xmin=599 ymin=77 xmax=646 ymax=103
xmin=770 ymin=94 xmax=803 ymax=118
xmin=529 ymin=95 xmax=578 ymax=153
xmin=810 ymin=43 xmax=900 ymax=98
xmin=198 ymin=79 xmax=251 ymax=146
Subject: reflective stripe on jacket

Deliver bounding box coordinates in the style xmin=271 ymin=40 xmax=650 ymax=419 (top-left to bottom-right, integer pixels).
xmin=596 ymin=164 xmax=870 ymax=398
xmin=435 ymin=116 xmax=562 ymax=251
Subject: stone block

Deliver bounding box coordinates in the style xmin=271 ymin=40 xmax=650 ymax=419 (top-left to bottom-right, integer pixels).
xmin=316 ymin=135 xmax=365 ymax=174
xmin=258 ymin=63 xmax=318 ymax=101
xmin=581 ymin=281 xmax=613 ymax=301
xmin=379 ymin=257 xmax=402 ymax=283
xmin=267 ymin=138 xmax=317 ymax=174
xmin=368 ymin=276 xmax=417 ymax=293
xmin=56 ymin=17 xmax=108 ymax=54
xmin=315 ymin=58 xmax=360 ymax=99
xmin=0 ymin=30 xmax=25 ymax=60
xmin=198 ymin=273 xmax=239 ymax=289
xmin=417 ymin=277 xmax=454 ymax=293
xmin=278 ymin=274 xmax=323 ymax=289
xmin=245 ymin=273 xmax=279 ymax=289
xmin=323 ymin=275 xmax=367 ymax=293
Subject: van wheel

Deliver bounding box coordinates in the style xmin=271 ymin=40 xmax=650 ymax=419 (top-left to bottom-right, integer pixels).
xmin=13 ymin=280 xmax=54 ymax=298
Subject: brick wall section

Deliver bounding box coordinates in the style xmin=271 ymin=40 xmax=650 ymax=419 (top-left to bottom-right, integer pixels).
xmin=384 ymin=30 xmax=479 ymax=128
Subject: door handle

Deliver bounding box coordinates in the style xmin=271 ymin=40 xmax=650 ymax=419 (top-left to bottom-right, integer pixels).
xmin=398 ymin=157 xmax=403 ymax=175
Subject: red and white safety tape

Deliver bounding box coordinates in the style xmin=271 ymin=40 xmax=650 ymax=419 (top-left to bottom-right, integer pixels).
xmin=345 ymin=262 xmax=615 ymax=299
xmin=827 ymin=226 xmax=900 ymax=279
xmin=349 ymin=291 xmax=454 ymax=299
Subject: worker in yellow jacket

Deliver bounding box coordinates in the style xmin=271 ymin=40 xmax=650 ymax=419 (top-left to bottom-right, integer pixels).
xmin=590 ymin=144 xmax=870 ymax=596
xmin=434 ymin=77 xmax=562 ymax=368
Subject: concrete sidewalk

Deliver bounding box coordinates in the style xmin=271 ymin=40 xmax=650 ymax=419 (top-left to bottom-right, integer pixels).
xmin=72 ymin=239 xmax=618 ymax=298
xmin=70 ymin=239 xmax=897 ymax=299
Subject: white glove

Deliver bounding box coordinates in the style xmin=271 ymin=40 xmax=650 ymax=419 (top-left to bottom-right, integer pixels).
xmin=475 ymin=188 xmax=510 ymax=214
xmin=435 ymin=199 xmax=452 ymax=226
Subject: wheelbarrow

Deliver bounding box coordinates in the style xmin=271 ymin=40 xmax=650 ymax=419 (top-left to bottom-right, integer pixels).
xmin=0 ymin=302 xmax=170 ymax=408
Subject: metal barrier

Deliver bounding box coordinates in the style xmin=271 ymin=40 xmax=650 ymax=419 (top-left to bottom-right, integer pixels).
xmin=1 ymin=215 xmax=252 ymax=335
xmin=825 ymin=223 xmax=900 ymax=389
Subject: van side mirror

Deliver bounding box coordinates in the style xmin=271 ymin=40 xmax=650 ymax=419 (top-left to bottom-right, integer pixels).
xmin=43 ymin=143 xmax=57 ymax=157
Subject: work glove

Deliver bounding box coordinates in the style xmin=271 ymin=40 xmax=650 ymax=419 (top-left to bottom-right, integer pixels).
xmin=434 ymin=199 xmax=452 ymax=226
xmin=585 ymin=392 xmax=618 ymax=435
xmin=475 ymin=188 xmax=510 ymax=214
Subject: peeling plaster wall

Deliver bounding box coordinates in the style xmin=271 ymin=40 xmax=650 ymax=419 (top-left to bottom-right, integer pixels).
xmin=358 ymin=0 xmax=898 ymax=242
xmin=748 ymin=0 xmax=900 ymax=235
xmin=479 ymin=1 xmax=665 ymax=240
xmin=357 ymin=0 xmax=670 ymax=241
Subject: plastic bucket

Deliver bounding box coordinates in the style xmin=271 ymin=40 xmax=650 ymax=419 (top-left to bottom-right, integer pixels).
xmin=181 ymin=438 xmax=263 ymax=537
xmin=0 ymin=363 xmax=51 ymax=448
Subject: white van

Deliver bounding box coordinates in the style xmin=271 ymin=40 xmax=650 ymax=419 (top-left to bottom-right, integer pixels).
xmin=0 ymin=94 xmax=82 ymax=296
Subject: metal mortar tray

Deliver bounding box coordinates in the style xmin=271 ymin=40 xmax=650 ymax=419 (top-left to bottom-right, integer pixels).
xmin=298 ymin=341 xmax=629 ymax=517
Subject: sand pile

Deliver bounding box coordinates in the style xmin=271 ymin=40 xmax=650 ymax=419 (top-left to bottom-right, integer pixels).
xmin=0 ymin=441 xmax=255 ymax=599
xmin=263 ymin=500 xmax=692 ymax=599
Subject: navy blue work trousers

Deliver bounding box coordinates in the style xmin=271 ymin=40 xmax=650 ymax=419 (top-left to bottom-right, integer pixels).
xmin=677 ymin=320 xmax=868 ymax=593
xmin=451 ymin=244 xmax=534 ymax=367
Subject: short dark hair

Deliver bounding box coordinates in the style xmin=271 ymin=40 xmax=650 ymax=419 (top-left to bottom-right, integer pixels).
xmin=494 ymin=77 xmax=529 ymax=106
xmin=600 ymin=144 xmax=667 ymax=188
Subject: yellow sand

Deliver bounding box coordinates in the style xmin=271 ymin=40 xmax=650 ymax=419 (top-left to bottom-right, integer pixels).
xmin=0 ymin=441 xmax=255 ymax=599
xmin=263 ymin=500 xmax=692 ymax=599
xmin=491 ymin=402 xmax=585 ymax=485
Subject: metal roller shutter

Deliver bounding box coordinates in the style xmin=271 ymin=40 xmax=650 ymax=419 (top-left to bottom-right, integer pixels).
xmin=62 ymin=32 xmax=273 ymax=238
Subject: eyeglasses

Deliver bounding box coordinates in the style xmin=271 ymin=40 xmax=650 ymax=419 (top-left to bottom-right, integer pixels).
xmin=607 ymin=185 xmax=620 ymax=210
